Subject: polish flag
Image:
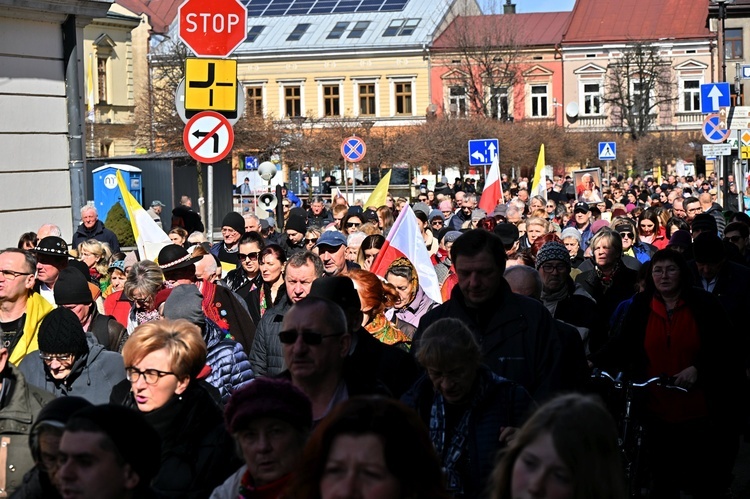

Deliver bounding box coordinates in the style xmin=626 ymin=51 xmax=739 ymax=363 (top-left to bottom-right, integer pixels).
xmin=478 ymin=154 xmax=503 ymax=213
xmin=370 ymin=205 xmax=442 ymax=304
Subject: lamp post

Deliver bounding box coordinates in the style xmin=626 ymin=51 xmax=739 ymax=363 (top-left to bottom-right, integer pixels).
xmin=360 ymin=120 xmax=375 ymax=184
xmin=712 ymin=0 xmax=734 ymax=205
xmin=289 ymin=115 xmax=307 ymax=198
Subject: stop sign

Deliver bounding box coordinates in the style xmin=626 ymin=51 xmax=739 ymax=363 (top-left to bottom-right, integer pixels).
xmin=178 ymin=0 xmax=248 ymax=58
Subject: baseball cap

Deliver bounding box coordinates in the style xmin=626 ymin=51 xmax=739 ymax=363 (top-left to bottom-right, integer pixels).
xmin=315 ymin=231 xmax=347 ymax=248
xmin=573 ymin=202 xmax=590 ymax=214
xmin=150 ymin=200 xmax=166 ymax=208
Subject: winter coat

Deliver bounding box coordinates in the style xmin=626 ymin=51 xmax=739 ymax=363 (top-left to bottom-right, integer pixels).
xmin=222 ymin=269 xmax=261 ymax=302
xmin=112 ymin=380 xmax=241 ymax=499
xmin=415 ymin=280 xmax=563 ymax=403
xmin=401 ymin=366 xmax=534 ymax=499
xmin=72 ymin=220 xmax=120 ymax=253
xmin=203 ymin=319 xmax=254 ymax=403
xmin=248 ymin=296 xmax=291 ymax=377
xmin=103 ymin=289 xmax=131 ymax=329
xmin=0 ymin=366 xmax=54 ymax=496
xmin=87 ymin=308 xmax=127 ymax=352
xmin=18 ymin=335 xmax=126 ymax=405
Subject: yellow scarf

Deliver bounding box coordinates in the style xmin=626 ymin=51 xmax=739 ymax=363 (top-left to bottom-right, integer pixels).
xmin=9 ymin=292 xmax=53 ymax=365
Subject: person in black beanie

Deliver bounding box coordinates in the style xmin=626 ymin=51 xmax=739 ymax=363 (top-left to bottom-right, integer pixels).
xmin=17 ymin=307 xmax=126 ymax=404
xmin=279 ymin=213 xmax=307 ymax=259
xmin=210 ymin=211 xmax=246 ymax=272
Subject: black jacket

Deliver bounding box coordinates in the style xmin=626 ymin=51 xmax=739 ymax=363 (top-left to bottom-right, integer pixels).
xmin=72 ymin=220 xmax=120 ymax=253
xmin=415 ymin=280 xmax=563 ymax=403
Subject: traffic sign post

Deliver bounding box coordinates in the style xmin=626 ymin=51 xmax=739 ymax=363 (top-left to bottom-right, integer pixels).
xmin=702 ymin=144 xmax=732 ymax=157
xmin=185 ymin=58 xmax=238 ymax=117
xmin=183 ymin=110 xmax=234 ymax=163
xmin=340 ymin=136 xmax=366 ymax=201
xmin=702 ymin=113 xmax=731 ymax=143
xmin=175 ymin=79 xmax=245 ymax=125
xmin=468 ymin=139 xmax=499 ymax=166
xmin=178 ymin=0 xmax=248 ymax=58
xmin=700 ymin=83 xmax=731 ymax=114
xmin=598 ymin=142 xmax=616 ymax=161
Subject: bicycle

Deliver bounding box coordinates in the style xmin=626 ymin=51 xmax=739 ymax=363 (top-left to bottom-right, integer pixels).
xmin=589 ymin=369 xmax=687 ymax=498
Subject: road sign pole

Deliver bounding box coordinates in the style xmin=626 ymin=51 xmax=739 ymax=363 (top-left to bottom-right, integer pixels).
xmin=352 ymin=161 xmax=356 ymax=201
xmin=607 ymin=160 xmax=611 ymax=183
xmin=208 ymin=162 xmax=214 ymax=244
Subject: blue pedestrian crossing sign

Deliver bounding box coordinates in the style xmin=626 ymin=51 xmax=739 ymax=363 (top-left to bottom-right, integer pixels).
xmin=468 ymin=139 xmax=499 ymax=166
xmin=700 ymin=83 xmax=731 ymax=114
xmin=598 ymin=142 xmax=616 ymax=161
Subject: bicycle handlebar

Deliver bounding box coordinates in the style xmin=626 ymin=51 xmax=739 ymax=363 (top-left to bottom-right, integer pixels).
xmin=591 ymin=369 xmax=688 ymax=393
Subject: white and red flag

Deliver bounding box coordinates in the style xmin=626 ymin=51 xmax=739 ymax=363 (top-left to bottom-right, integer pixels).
xmin=478 ymin=154 xmax=504 ymax=213
xmin=370 ymin=205 xmax=442 ymax=304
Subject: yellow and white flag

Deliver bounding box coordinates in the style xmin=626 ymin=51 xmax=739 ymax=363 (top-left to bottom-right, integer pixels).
xmin=364 ymin=170 xmax=392 ymax=209
xmin=116 ymin=170 xmax=171 ymax=261
xmin=530 ymin=144 xmax=547 ymax=200
xmin=86 ymin=54 xmax=95 ymax=122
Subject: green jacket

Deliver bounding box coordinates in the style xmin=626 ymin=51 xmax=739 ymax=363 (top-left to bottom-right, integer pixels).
xmin=0 ymin=364 xmax=53 ymax=495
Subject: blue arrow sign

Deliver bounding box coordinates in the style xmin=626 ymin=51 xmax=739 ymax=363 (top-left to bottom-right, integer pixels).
xmin=245 ymin=156 xmax=258 ymax=170
xmin=468 ymin=139 xmax=499 ymax=166
xmin=598 ymin=142 xmax=616 ymax=161
xmin=700 ymin=83 xmax=731 ymax=114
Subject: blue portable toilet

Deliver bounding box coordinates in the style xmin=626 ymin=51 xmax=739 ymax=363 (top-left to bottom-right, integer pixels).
xmin=92 ymin=164 xmax=142 ymax=221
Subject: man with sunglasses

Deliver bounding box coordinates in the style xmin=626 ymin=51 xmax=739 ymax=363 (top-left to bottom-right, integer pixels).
xmin=0 ymin=248 xmax=53 ymax=365
xmin=249 ymin=252 xmax=324 ymax=377
xmin=724 ymin=222 xmax=750 ymax=267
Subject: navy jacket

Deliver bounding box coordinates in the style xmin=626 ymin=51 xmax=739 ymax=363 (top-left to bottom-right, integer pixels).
xmin=203 ymin=319 xmax=254 ymax=403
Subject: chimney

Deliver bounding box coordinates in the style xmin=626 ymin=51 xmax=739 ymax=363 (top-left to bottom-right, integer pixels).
xmin=504 ymin=0 xmax=516 ymax=14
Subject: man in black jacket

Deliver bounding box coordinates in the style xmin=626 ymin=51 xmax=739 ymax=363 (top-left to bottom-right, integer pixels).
xmin=414 ymin=230 xmax=563 ymax=402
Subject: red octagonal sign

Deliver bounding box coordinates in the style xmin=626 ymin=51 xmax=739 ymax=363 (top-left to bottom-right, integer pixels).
xmin=178 ymin=0 xmax=248 ymax=58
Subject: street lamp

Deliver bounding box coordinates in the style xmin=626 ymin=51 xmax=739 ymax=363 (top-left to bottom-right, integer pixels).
xmin=289 ymin=116 xmax=307 ymax=197
xmin=711 ymin=0 xmax=735 ymax=205
xmin=360 ymin=120 xmax=375 ymax=184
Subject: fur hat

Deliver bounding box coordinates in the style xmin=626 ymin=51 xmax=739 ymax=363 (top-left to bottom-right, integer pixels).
xmin=224 ymin=378 xmax=312 ymax=434
xmin=54 ymin=267 xmax=93 ymax=305
xmin=221 ymin=211 xmax=245 ymax=234
xmin=536 ymin=241 xmax=571 ymax=270
xmin=38 ymin=307 xmax=89 ymax=356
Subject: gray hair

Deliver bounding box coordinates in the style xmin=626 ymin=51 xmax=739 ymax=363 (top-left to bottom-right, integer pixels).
xmin=80 ymin=205 xmax=97 ymax=217
xmin=123 ymin=260 xmax=164 ymax=301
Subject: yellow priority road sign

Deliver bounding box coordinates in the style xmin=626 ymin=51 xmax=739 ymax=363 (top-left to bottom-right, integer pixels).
xmin=185 ymin=58 xmax=238 ymax=115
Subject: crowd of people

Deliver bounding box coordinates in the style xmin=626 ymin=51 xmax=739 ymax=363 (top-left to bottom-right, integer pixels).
xmin=0 ymin=168 xmax=747 ymax=498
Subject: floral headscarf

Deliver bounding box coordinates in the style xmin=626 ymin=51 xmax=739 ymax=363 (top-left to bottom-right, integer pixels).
xmin=386 ymin=257 xmax=418 ymax=306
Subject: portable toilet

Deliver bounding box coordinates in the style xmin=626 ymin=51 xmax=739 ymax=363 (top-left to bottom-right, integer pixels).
xmin=92 ymin=164 xmax=142 ymax=221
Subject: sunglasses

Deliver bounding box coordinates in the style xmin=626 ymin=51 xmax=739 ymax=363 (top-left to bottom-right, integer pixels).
xmin=238 ymin=251 xmax=261 ymax=261
xmin=282 ymin=204 xmax=291 ymax=208
xmin=618 ymin=232 xmax=635 ymax=239
xmin=725 ymin=235 xmax=743 ymax=243
xmin=278 ymin=330 xmax=343 ymax=345
xmin=431 ymin=220 xmax=444 ymax=225
xmin=304 ymin=238 xmax=318 ymax=244
xmin=346 ymin=222 xmax=361 ymax=228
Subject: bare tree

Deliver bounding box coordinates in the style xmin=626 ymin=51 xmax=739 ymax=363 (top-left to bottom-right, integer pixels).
xmin=603 ymin=41 xmax=678 ymax=141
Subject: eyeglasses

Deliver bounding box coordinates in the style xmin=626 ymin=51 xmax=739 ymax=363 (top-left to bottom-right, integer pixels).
xmin=125 ymin=367 xmax=177 ymax=385
xmin=238 ymin=251 xmax=261 ymax=261
xmin=0 ymin=269 xmax=33 ymax=280
xmin=618 ymin=232 xmax=635 ymax=239
xmin=304 ymin=238 xmax=318 ymax=244
xmin=539 ymin=263 xmax=568 ymax=273
xmin=725 ymin=235 xmax=743 ymax=243
xmin=346 ymin=222 xmax=361 ymax=228
xmin=278 ymin=330 xmax=343 ymax=345
xmin=131 ymin=295 xmax=154 ymax=305
xmin=652 ymin=266 xmax=679 ymax=276
xmin=40 ymin=353 xmax=73 ymax=363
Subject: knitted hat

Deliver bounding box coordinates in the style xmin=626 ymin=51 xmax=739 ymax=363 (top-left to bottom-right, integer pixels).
xmin=591 ymin=219 xmax=610 ymax=235
xmin=471 ymin=208 xmax=487 ymax=221
xmin=493 ymin=204 xmax=508 ymax=216
xmin=108 ymin=260 xmax=125 ymax=274
xmin=67 ymin=405 xmax=161 ymax=486
xmin=285 ymin=214 xmax=307 ymax=234
xmin=428 ymin=209 xmax=444 ymax=222
xmin=438 ymin=200 xmax=453 ymax=212
xmin=163 ymin=284 xmax=205 ymax=327
xmin=38 ymin=307 xmax=88 ymax=356
xmin=536 ymin=241 xmax=571 ymax=270
xmin=224 ymin=378 xmax=312 ymax=434
xmin=412 ymin=202 xmax=431 ymax=218
xmin=560 ymin=227 xmax=582 ymax=243
xmin=35 ymin=236 xmax=69 ymax=257
xmin=221 ymin=211 xmax=245 ymax=234
xmin=54 ymin=267 xmax=93 ymax=305
xmin=693 ymin=232 xmax=725 ymax=264
xmin=691 ymin=213 xmax=718 ymax=235
xmin=123 ymin=251 xmax=138 ymax=269
xmin=309 ymin=276 xmax=361 ymax=311
xmin=443 ymin=231 xmax=463 ymax=244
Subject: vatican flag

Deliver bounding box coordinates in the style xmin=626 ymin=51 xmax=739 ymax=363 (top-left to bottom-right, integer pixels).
xmin=364 ymin=170 xmax=392 ymax=209
xmin=116 ymin=170 xmax=171 ymax=261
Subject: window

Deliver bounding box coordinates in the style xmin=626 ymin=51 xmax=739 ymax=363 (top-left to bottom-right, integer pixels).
xmin=246 ymin=25 xmax=265 ymax=43
xmin=285 ymin=86 xmax=301 ymax=117
xmin=489 ymin=86 xmax=509 ymax=120
xmin=323 ymin=85 xmax=340 ymax=116
xmin=287 ymin=23 xmax=311 ymax=42
xmin=383 ymin=18 xmax=420 ymax=36
xmin=448 ymin=86 xmax=467 ymax=118
xmin=247 ymin=86 xmax=263 ymax=116
xmin=530 ymin=84 xmax=548 ymax=117
xmin=394 ymin=82 xmax=412 ymax=114
xmin=327 ymin=22 xmax=348 ymax=39
xmin=359 ymin=83 xmax=376 ymax=116
xmin=348 ymin=21 xmax=370 ymax=39
xmin=682 ymin=79 xmax=700 ymax=112
xmin=582 ymin=83 xmax=601 ymax=115
xmin=632 ymin=81 xmax=650 ymax=115
xmin=726 ymin=28 xmax=743 ymax=60
xmin=97 ymin=57 xmax=107 ymax=104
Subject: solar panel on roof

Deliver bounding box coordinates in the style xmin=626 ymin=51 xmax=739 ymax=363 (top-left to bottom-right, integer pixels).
xmin=246 ymin=0 xmax=409 ymax=17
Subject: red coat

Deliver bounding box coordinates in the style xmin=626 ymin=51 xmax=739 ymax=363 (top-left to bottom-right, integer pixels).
xmin=104 ymin=290 xmax=131 ymax=328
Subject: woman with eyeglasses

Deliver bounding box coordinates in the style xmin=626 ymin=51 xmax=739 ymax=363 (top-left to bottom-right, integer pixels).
xmin=123 ymin=260 xmax=167 ymax=336
xmin=246 ymin=244 xmax=287 ymax=324
xmin=591 ymin=249 xmax=745 ymax=498
xmin=115 ymin=319 xmax=239 ymax=498
xmin=222 ymin=232 xmax=265 ymax=302
xmin=385 ymin=257 xmax=438 ymax=339
xmin=340 ymin=212 xmax=364 ymax=236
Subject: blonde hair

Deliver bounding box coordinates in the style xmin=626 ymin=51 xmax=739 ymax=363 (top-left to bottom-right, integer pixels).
xmin=77 ymin=239 xmax=112 ymax=276
xmin=123 ymin=319 xmax=207 ymax=380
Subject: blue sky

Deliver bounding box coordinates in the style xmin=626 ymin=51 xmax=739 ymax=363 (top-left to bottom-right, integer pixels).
xmin=480 ymin=0 xmax=577 ymax=13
